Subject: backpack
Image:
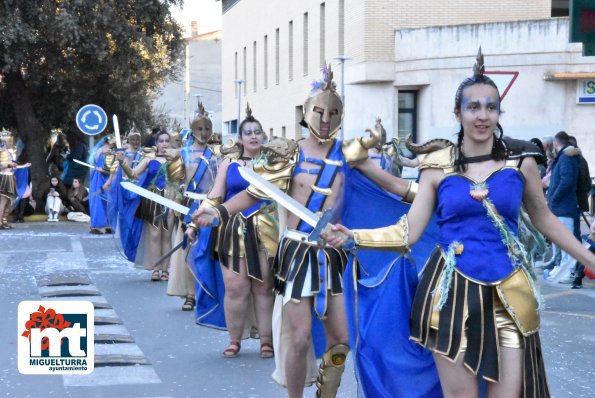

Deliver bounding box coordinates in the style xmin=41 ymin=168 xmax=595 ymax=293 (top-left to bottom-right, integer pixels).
xmin=577 ymin=155 xmax=591 ymax=212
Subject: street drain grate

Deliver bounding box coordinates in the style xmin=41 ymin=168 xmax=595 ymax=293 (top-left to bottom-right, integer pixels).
xmin=94 ymin=316 xmax=123 ymax=325
xmin=40 ymin=289 xmax=101 ymax=297
xmin=94 ymin=334 xmax=135 ymax=344
xmin=37 ymin=275 xmax=91 ymax=287
xmin=94 ymin=355 xmax=151 ymax=367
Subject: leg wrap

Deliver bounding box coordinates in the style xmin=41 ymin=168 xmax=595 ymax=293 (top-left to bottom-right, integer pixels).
xmin=315 ymin=343 xmax=350 ymax=398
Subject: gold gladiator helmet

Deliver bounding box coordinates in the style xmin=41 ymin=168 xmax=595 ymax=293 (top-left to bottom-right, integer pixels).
xmin=302 ymin=63 xmax=344 ymax=143
xmin=189 ymin=102 xmax=213 ymax=144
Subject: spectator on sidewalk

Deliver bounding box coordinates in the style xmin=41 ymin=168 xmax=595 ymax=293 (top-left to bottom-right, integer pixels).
xmin=43 ymin=175 xmax=69 ymax=222
xmin=62 ymin=129 xmax=89 ymax=187
xmin=546 ymin=131 xmax=582 ymax=283
xmin=67 ymin=177 xmax=89 ymax=214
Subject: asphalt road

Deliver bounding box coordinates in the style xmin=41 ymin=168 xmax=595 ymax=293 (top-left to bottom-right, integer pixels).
xmin=1 ymin=221 xmax=594 ymax=397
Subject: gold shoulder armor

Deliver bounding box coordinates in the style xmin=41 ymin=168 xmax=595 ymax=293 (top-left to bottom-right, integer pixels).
xmin=220 ymin=140 xmax=242 ymax=160
xmin=142 ymin=147 xmax=157 ymax=159
xmin=165 ymin=149 xmax=185 ymax=182
xmin=417 ymin=146 xmax=456 ymax=172
xmin=341 ymin=128 xmax=382 ymax=164
xmin=260 ymin=137 xmax=298 ymax=164
xmin=246 ymin=143 xmax=299 ymax=200
xmin=210 ymin=144 xmax=221 ymax=158
xmin=405 ymin=137 xmax=455 ymax=172
xmin=0 ymin=149 xmax=10 ymax=167
xmin=103 ymin=151 xmax=118 ymax=174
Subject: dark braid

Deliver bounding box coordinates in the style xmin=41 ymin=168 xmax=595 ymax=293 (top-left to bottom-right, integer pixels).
xmin=456 ymin=126 xmax=466 ymax=172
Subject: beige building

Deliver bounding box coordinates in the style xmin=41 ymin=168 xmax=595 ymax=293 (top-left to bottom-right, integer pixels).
xmin=220 ymin=0 xmax=559 ymax=140
xmin=154 ymin=30 xmax=222 ymax=132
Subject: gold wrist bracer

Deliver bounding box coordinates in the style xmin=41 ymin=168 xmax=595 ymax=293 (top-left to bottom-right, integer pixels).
xmin=402 ymin=181 xmax=418 ymax=204
xmin=353 ymin=214 xmax=410 ymax=252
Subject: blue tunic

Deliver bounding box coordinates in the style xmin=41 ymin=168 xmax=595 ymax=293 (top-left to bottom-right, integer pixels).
xmin=225 ymin=162 xmax=267 ymax=217
xmin=89 ymin=153 xmax=110 ymax=229
xmin=436 ymin=167 xmax=524 ymax=283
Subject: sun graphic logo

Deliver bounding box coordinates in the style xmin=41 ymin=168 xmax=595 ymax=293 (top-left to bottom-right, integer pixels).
xmin=18 ymin=301 xmax=94 ymax=375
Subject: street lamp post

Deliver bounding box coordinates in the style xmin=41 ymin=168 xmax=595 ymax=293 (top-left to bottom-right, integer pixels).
xmin=334 ymin=55 xmax=352 ymax=140
xmin=233 ymin=79 xmax=246 ymax=136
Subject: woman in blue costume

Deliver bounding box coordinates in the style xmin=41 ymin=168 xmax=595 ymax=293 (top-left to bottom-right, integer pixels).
xmin=88 ymin=136 xmax=117 ymax=234
xmin=324 ymin=50 xmax=595 ymax=397
xmin=117 ymin=131 xmax=184 ymax=281
xmin=109 ymin=129 xmax=144 ymax=261
xmin=187 ymin=106 xmax=277 ymax=359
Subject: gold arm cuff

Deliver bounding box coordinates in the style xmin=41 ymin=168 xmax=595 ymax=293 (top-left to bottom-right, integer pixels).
xmin=199 ymin=196 xmax=223 ymax=209
xmin=353 ymin=214 xmax=410 ymax=252
xmin=119 ymin=161 xmax=134 ymax=179
xmin=402 ymin=181 xmax=418 ymax=204
xmin=186 ymin=222 xmax=199 ymax=232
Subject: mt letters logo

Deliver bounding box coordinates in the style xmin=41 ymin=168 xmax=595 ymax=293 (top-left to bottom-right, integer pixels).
xmin=18 ymin=301 xmax=94 ymax=374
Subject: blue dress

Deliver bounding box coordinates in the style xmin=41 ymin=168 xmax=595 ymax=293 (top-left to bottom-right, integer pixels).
xmin=89 ymin=153 xmax=110 ymax=229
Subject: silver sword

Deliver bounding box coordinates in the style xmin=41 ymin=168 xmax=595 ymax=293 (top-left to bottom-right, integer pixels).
xmin=237 ymin=167 xmax=354 ymax=249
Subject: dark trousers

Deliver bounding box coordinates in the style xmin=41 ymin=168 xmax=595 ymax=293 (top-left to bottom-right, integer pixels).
xmin=13 ymin=198 xmax=34 ymax=219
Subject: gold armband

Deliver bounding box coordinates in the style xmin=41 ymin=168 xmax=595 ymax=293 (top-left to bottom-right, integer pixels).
xmin=199 ymin=196 xmax=223 ymax=209
xmin=341 ymin=128 xmax=382 ymax=164
xmin=119 ymin=161 xmax=134 ymax=179
xmin=402 ymin=181 xmax=418 ymax=204
xmin=353 ymin=214 xmax=410 ymax=252
xmin=186 ymin=222 xmax=199 ymax=232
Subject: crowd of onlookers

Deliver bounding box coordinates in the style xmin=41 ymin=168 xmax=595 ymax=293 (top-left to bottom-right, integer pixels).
xmin=531 ymin=131 xmax=593 ymax=289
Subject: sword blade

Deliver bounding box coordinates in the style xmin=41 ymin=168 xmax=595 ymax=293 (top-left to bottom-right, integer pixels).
xmin=154 ymin=240 xmax=185 ymax=267
xmin=73 ymin=159 xmax=96 ymax=169
xmin=237 ymin=166 xmax=319 ymax=228
xmin=120 ymin=181 xmax=190 ymax=215
xmin=184 ymin=192 xmax=207 ymax=201
xmin=113 ymin=115 xmax=122 ymax=149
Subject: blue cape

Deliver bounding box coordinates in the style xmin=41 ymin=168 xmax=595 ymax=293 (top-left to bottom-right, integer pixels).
xmin=341 ymin=168 xmax=443 ymax=398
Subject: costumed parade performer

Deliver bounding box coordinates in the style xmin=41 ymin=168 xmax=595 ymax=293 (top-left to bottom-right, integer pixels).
xmin=116 ymin=131 xmax=185 ymax=281
xmin=88 ymin=136 xmax=117 ymax=234
xmin=187 ymin=104 xmax=276 ymax=358
xmin=191 ymin=64 xmax=423 ymax=398
xmin=109 ymin=127 xmax=144 ymax=260
xmin=323 ymin=49 xmax=595 ymax=398
xmin=167 ymin=103 xmax=219 ymax=311
xmin=0 ymin=128 xmax=30 ymax=229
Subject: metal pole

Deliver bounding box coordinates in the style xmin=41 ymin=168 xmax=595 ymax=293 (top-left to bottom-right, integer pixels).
xmin=184 ymin=42 xmax=190 ymax=127
xmin=234 ymin=80 xmax=245 ymax=136
xmin=334 ymin=55 xmax=351 ymax=140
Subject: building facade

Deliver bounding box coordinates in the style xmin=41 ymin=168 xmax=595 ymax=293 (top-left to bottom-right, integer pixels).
xmin=154 ymin=30 xmax=222 ymax=132
xmin=220 ymin=0 xmax=555 ymax=140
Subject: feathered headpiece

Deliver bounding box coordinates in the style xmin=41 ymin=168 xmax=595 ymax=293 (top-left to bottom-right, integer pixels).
xmin=0 ymin=128 xmax=12 ymax=140
xmin=310 ymin=63 xmax=337 ymax=92
xmin=473 ymin=47 xmax=485 ymax=77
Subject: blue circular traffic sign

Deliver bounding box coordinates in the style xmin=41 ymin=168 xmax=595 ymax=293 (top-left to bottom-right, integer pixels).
xmin=76 ymin=104 xmax=108 ymax=136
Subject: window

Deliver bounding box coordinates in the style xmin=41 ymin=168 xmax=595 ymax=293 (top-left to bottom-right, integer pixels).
xmin=253 ymin=41 xmax=257 ymax=92
xmin=320 ymin=2 xmax=325 ymax=68
xmin=243 ymin=46 xmax=247 ymax=96
xmin=234 ymin=51 xmax=238 ymax=99
xmin=397 ymin=91 xmax=418 ymax=154
xmin=338 ymin=0 xmax=344 ymax=55
xmin=303 ymin=12 xmax=309 ymax=75
xmin=295 ymin=105 xmax=304 ymax=138
xmin=264 ymin=35 xmax=268 ymax=89
xmin=275 ymin=28 xmax=280 ymax=84
xmin=288 ymin=21 xmax=294 ymax=81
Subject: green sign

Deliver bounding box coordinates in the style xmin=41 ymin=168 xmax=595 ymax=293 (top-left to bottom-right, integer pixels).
xmin=570 ymin=0 xmax=595 ymax=56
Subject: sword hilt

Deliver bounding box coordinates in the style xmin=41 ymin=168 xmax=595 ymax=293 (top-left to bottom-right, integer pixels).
xmin=320 ymin=224 xmax=355 ymax=251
